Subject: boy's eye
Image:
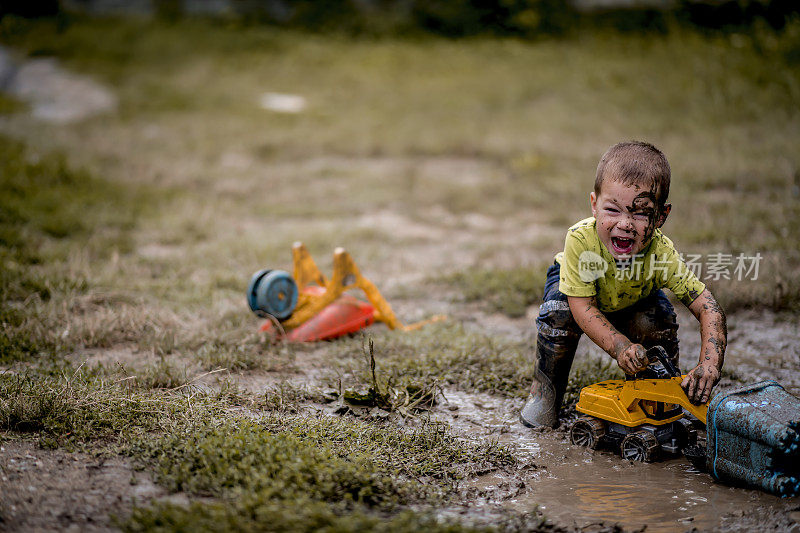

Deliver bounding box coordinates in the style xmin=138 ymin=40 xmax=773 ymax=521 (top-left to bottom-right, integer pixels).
xmin=633 ymin=212 xmax=648 ymax=220
xmin=606 ymin=207 xmax=619 ymax=213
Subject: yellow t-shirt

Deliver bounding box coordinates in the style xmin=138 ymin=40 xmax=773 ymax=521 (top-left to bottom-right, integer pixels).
xmin=554 ymin=217 xmax=706 ymax=312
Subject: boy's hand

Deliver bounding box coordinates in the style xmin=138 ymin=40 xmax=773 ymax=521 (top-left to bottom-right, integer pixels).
xmin=566 ymin=296 xmax=651 ymax=376
xmin=616 ymin=343 xmax=650 ymax=375
xmin=685 ymin=289 xmax=726 ymax=405
xmin=681 ymin=362 xmax=720 ymax=404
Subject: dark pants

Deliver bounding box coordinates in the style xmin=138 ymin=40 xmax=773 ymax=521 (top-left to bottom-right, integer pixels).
xmin=533 ymin=262 xmax=679 ymax=418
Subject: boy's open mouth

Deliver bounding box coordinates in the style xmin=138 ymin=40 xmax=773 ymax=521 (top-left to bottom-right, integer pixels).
xmin=611 ymin=236 xmax=635 ymax=255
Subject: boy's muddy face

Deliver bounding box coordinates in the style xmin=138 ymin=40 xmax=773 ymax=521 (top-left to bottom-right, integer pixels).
xmin=590 ymin=178 xmax=669 ymax=260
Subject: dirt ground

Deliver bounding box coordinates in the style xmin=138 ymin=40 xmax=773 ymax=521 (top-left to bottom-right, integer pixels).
xmin=0 ymin=441 xmax=165 ymax=532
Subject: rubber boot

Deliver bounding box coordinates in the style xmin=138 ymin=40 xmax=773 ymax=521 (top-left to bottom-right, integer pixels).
xmin=520 ymin=333 xmax=579 ymax=428
xmin=520 ymin=365 xmax=557 ymax=428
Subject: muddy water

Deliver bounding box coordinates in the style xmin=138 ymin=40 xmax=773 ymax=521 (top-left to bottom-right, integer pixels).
xmin=439 ymin=389 xmax=800 ymax=532
xmin=507 ymin=438 xmax=792 ymax=532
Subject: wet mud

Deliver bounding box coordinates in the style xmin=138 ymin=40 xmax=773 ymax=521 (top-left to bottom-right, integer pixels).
xmin=435 ymin=389 xmax=800 ymax=532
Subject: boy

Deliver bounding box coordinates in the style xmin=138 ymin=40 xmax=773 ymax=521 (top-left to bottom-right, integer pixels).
xmin=520 ymin=141 xmax=727 ymax=428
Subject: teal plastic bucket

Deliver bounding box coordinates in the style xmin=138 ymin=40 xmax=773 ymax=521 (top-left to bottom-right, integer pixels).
xmin=707 ymin=380 xmax=800 ymax=497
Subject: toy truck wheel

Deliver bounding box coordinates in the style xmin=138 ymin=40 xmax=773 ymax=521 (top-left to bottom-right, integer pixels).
xmin=674 ymin=418 xmax=698 ymax=450
xmin=247 ymin=269 xmax=298 ymax=321
xmin=683 ymin=443 xmax=708 ymax=472
xmin=621 ymin=430 xmax=660 ymax=462
xmin=570 ymin=417 xmax=607 ymax=450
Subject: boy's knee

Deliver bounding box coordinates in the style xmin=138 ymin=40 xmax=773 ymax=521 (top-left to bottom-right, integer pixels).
xmin=536 ymin=299 xmax=581 ymax=338
xmin=628 ymin=311 xmax=677 ymax=341
xmin=617 ymin=291 xmax=679 ymax=359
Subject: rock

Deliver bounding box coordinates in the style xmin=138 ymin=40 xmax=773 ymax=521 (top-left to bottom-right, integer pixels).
xmin=259 ymin=92 xmax=306 ymax=113
xmin=0 ymin=48 xmax=117 ymax=123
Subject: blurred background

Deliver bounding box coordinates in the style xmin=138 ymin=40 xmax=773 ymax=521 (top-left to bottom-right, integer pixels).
xmin=1 ymin=0 xmax=799 ymax=364
xmin=4 ymin=0 xmax=800 ymax=36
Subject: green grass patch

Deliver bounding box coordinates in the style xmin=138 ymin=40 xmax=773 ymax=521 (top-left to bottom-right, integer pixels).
xmin=0 ymin=135 xmax=138 ymax=260
xmin=124 ymin=413 xmax=514 ymax=533
xmin=138 ymin=419 xmax=427 ymax=504
xmin=0 ymin=306 xmax=69 ymax=366
xmin=326 ymin=324 xmax=535 ymax=399
xmin=122 ymin=502 xmax=493 ymax=533
xmin=441 ymin=265 xmax=547 ymax=318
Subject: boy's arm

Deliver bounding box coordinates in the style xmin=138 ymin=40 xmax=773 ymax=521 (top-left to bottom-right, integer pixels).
xmin=683 ymin=288 xmax=727 ymax=404
xmin=567 ymin=296 xmax=650 ymax=375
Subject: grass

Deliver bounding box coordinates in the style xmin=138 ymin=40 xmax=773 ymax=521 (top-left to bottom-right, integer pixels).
xmin=0 ymin=93 xmax=26 ymax=114
xmin=0 ymin=344 xmax=530 ymax=530
xmin=322 ymin=327 xmax=623 ymax=410
xmin=0 ymin=135 xmax=137 ymax=257
xmin=0 ymin=134 xmax=140 ymax=364
xmin=123 ymin=414 xmax=516 ymax=532
xmin=261 ymin=380 xmax=330 ymax=412
xmin=0 ymin=133 xmax=294 ymax=369
xmin=122 ymin=502 xmax=495 ymax=533
xmin=1 ymin=365 xmax=526 ymax=531
xmin=130 ymin=357 xmax=190 ymax=390
xmin=138 ymin=415 xmax=514 ymax=496
xmin=196 ymin=335 xmax=296 ymax=373
xmin=0 ymin=369 xmax=209 ymax=448
xmin=139 ymin=420 xmax=428 ymax=505
xmin=323 ymin=325 xmax=536 ymax=399
xmin=441 ymin=265 xmax=548 ymax=318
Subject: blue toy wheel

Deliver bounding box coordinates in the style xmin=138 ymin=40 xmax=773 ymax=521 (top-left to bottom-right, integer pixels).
xmin=247 ymin=269 xmax=298 ymax=321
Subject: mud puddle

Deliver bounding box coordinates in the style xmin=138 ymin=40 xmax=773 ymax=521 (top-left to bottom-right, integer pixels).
xmin=437 ymin=389 xmax=800 ymax=532
xmin=508 ymin=444 xmax=797 ymax=532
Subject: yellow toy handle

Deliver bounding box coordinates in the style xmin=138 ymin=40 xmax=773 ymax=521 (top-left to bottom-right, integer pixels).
xmin=283 ymin=242 xmax=445 ymax=331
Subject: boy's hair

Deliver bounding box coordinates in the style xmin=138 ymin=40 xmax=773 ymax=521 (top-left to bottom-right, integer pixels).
xmin=595 ymin=141 xmax=671 ymax=207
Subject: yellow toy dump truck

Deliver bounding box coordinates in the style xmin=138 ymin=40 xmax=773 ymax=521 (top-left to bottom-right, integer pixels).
xmin=569 ymin=346 xmax=707 ymax=462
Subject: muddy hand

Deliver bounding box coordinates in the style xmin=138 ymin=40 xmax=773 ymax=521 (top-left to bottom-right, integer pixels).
xmin=681 ymin=362 xmax=720 ymax=404
xmin=616 ymin=343 xmax=649 ymax=375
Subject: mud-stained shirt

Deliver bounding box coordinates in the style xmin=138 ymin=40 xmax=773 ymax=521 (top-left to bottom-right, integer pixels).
xmin=554 ymin=217 xmax=706 ymax=312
